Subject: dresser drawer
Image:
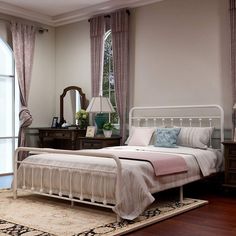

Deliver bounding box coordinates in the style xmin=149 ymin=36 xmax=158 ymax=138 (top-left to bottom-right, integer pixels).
xmin=225 ymin=172 xmax=236 ymax=185
xmin=102 ymin=139 xmax=120 ymax=147
xmin=79 ymin=136 xmax=121 ymax=150
xmin=81 ymin=141 xmax=103 ymax=149
xmin=46 ymin=131 xmax=71 ymax=139
xmin=228 ymin=158 xmax=236 ymax=170
xmin=228 ymin=148 xmax=236 ymax=156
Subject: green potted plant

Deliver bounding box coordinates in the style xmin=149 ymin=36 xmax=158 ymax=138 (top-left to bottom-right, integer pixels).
xmin=75 ymin=109 xmax=89 ymax=129
xmin=103 ymin=122 xmax=114 ymax=138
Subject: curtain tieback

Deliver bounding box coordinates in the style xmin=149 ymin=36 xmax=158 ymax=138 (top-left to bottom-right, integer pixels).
xmin=19 ymin=106 xmax=33 ymax=127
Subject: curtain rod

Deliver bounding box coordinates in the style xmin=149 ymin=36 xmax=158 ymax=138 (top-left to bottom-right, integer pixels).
xmin=0 ymin=18 xmax=49 ymax=33
xmin=88 ymin=9 xmax=130 ymax=22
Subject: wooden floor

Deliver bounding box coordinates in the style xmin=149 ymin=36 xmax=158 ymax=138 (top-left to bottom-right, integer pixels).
xmin=1 ymin=175 xmax=236 ymax=235
xmin=127 ymin=180 xmax=236 ymax=236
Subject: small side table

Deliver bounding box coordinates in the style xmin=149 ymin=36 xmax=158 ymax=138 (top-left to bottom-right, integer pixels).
xmin=222 ymin=141 xmax=236 ymax=189
xmin=79 ymin=135 xmax=121 ymax=149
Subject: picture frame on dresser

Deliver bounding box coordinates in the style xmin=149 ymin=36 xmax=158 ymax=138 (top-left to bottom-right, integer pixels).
xmin=51 ymin=117 xmax=58 ymax=128
xmin=86 ymin=126 xmax=95 ymax=137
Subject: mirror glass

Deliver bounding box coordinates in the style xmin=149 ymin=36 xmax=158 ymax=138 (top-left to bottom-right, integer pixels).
xmin=60 ymin=86 xmax=86 ymax=126
xmin=64 ymin=90 xmax=82 ymax=125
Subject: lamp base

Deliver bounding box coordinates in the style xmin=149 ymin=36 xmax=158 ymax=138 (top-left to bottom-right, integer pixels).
xmin=95 ymin=113 xmax=109 ymax=134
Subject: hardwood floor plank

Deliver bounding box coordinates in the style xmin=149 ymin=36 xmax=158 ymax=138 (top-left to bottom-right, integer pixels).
xmin=126 ymin=181 xmax=236 ymax=236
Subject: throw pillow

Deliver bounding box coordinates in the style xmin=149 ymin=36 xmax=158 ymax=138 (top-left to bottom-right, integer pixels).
xmin=154 ymin=128 xmax=181 ymax=148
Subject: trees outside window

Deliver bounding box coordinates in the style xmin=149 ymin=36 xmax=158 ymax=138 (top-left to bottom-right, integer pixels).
xmin=102 ymin=30 xmax=119 ymax=124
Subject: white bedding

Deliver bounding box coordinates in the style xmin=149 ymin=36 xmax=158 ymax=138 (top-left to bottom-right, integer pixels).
xmin=17 ymin=145 xmax=222 ymax=220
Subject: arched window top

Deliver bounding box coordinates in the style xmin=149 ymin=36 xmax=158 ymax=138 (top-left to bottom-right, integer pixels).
xmin=104 ymin=29 xmax=111 ymax=41
xmin=0 ymin=37 xmax=14 ymax=76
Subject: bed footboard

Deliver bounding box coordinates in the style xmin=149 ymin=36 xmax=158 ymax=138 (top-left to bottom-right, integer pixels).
xmin=13 ymin=147 xmax=122 ymax=220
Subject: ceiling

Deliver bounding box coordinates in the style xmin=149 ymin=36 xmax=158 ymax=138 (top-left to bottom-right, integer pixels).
xmin=0 ymin=0 xmax=163 ymax=27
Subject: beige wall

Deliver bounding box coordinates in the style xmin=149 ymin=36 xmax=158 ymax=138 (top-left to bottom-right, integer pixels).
xmin=0 ymin=22 xmax=11 ymax=44
xmin=55 ymin=21 xmax=91 ymax=124
xmin=29 ymin=27 xmax=56 ymax=127
xmin=131 ymin=0 xmax=231 ymax=127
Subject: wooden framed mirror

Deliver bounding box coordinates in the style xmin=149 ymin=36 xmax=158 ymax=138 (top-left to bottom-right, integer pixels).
xmin=59 ymin=86 xmax=86 ymax=126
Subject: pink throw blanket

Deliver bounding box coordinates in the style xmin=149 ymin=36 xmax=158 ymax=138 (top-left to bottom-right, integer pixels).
xmin=98 ymin=149 xmax=188 ymax=176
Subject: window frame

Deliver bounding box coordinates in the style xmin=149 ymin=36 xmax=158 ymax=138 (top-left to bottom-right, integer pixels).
xmin=102 ymin=30 xmax=119 ymax=126
xmin=0 ymin=37 xmax=18 ymax=175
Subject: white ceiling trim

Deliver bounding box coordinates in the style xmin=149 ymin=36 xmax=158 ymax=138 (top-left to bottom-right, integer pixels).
xmin=0 ymin=1 xmax=52 ymax=25
xmin=0 ymin=0 xmax=163 ymax=27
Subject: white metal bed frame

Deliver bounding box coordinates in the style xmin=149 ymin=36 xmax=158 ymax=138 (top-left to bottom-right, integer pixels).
xmin=13 ymin=148 xmax=123 ymax=219
xmin=129 ymin=104 xmax=224 ymax=152
xmin=13 ymin=104 xmax=224 ymax=220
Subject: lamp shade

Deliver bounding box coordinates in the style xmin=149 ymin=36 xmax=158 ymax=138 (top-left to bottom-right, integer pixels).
xmin=233 ymin=103 xmax=236 ymax=109
xmin=86 ymin=96 xmax=115 ymax=113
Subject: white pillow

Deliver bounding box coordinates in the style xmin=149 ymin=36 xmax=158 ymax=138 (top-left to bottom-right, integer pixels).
xmin=126 ymin=127 xmax=155 ymax=146
xmin=126 ymin=126 xmax=165 ymax=145
xmin=176 ymin=127 xmax=214 ymax=149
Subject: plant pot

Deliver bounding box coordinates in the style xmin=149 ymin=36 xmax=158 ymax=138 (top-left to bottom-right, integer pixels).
xmin=77 ymin=119 xmax=88 ymax=129
xmin=103 ymin=130 xmax=112 ymax=138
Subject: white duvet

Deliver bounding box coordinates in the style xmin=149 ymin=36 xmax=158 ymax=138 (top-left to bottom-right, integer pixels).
xmin=17 ymin=146 xmax=222 ymax=220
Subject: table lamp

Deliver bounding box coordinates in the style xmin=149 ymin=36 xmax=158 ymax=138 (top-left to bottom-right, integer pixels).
xmin=86 ymin=96 xmax=115 ymax=134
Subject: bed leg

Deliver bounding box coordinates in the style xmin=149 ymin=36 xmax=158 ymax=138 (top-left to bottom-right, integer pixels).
xmin=13 ymin=190 xmax=17 ymax=199
xmin=179 ymin=186 xmax=183 ymax=205
xmin=116 ymin=215 xmax=121 ymax=222
xmin=13 ymin=149 xmax=19 ymax=200
xmin=71 ymin=201 xmax=74 ymax=207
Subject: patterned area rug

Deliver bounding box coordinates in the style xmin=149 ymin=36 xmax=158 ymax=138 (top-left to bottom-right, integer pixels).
xmin=0 ymin=190 xmax=207 ymax=236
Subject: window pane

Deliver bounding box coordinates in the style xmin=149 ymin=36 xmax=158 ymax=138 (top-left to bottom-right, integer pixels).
xmin=0 ymin=76 xmax=13 ymax=137
xmin=110 ymin=91 xmax=116 ymax=106
xmin=0 ymin=139 xmax=13 ymax=174
xmin=111 ymin=112 xmax=119 ymax=124
xmin=0 ymin=39 xmax=17 ymax=175
xmin=0 ymin=38 xmax=13 ymax=76
xmin=103 ymin=30 xmax=119 ymax=125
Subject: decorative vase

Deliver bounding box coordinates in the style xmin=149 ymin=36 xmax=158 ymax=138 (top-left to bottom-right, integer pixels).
xmin=77 ymin=119 xmax=87 ymax=129
xmin=103 ymin=130 xmax=112 ymax=138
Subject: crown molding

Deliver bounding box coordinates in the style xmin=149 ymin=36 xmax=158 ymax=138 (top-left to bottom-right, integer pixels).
xmin=0 ymin=1 xmax=53 ymax=25
xmin=0 ymin=0 xmax=163 ymax=27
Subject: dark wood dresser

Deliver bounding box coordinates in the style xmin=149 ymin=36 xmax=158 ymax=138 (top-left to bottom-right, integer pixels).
xmin=37 ymin=128 xmax=121 ymax=150
xmin=38 ymin=128 xmax=86 ymax=150
xmin=222 ymin=141 xmax=236 ymax=189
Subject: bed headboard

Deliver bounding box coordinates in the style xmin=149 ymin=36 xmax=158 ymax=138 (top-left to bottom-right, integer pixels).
xmin=129 ymin=104 xmax=224 ymax=151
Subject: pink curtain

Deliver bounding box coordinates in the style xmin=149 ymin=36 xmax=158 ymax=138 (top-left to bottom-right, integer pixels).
xmin=111 ymin=10 xmax=130 ymax=143
xmin=11 ymin=21 xmax=36 ymax=157
xmin=230 ymin=0 xmax=236 ymax=135
xmin=90 ymin=16 xmax=105 ymax=96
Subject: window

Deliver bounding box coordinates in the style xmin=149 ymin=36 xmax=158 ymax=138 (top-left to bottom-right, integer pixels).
xmin=102 ymin=30 xmax=119 ymax=124
xmin=0 ymin=38 xmax=19 ymax=175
